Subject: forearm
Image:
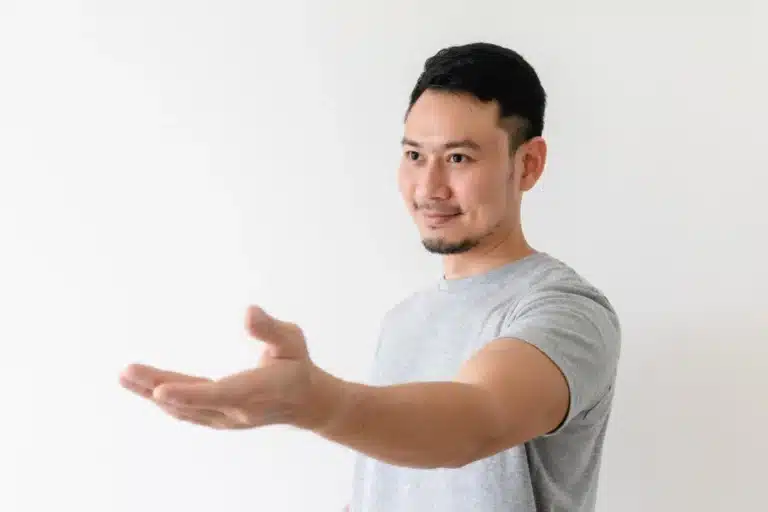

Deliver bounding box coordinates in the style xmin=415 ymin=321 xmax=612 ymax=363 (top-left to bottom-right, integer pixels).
xmin=302 ymin=367 xmax=502 ymax=469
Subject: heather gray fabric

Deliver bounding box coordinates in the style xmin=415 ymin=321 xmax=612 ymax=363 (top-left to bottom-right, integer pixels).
xmin=350 ymin=251 xmax=621 ymax=512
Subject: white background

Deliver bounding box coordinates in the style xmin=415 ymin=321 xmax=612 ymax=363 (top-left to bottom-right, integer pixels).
xmin=1 ymin=1 xmax=765 ymax=511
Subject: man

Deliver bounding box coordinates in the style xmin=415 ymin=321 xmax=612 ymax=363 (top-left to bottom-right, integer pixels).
xmin=120 ymin=42 xmax=621 ymax=511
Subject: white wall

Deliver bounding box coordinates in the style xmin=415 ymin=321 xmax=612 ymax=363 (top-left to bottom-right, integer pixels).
xmin=1 ymin=1 xmax=765 ymax=511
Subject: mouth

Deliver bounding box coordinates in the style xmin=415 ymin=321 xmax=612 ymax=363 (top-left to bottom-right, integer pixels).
xmin=421 ymin=211 xmax=462 ymax=226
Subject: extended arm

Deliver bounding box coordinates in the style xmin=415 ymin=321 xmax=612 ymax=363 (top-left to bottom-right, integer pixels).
xmin=305 ymin=338 xmax=569 ymax=469
xmin=121 ymin=294 xmax=616 ymax=469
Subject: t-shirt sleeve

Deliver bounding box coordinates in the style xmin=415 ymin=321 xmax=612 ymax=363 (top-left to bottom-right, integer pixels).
xmin=499 ymin=282 xmax=621 ymax=435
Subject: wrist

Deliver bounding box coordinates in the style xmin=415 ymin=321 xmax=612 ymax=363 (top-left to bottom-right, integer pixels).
xmin=292 ymin=364 xmax=353 ymax=433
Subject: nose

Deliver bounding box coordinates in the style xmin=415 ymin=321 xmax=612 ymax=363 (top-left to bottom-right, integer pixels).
xmin=415 ymin=160 xmax=450 ymax=202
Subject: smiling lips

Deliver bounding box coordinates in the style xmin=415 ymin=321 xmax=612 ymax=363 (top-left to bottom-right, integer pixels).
xmin=421 ymin=210 xmax=461 ymax=227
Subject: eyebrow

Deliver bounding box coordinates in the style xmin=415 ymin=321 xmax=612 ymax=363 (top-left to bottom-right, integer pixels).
xmin=401 ymin=137 xmax=482 ymax=152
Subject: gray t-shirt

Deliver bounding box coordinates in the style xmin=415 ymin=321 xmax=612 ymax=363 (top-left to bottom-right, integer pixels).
xmin=350 ymin=251 xmax=621 ymax=512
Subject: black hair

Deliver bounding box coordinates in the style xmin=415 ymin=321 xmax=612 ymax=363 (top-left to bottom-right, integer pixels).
xmin=407 ymin=42 xmax=546 ymax=152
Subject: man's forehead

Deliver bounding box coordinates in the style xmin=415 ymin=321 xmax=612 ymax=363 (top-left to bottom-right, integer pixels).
xmin=402 ymin=122 xmax=505 ymax=151
xmin=404 ymin=92 xmax=505 ymax=148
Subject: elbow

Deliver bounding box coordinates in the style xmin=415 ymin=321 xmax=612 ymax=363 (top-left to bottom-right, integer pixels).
xmin=438 ymin=438 xmax=490 ymax=469
xmin=445 ymin=430 xmax=528 ymax=469
xmin=441 ymin=458 xmax=474 ymax=469
xmin=391 ymin=443 xmax=484 ymax=470
xmin=440 ymin=451 xmax=483 ymax=469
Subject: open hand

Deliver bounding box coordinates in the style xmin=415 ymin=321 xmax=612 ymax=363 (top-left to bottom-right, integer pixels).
xmin=119 ymin=306 xmax=325 ymax=430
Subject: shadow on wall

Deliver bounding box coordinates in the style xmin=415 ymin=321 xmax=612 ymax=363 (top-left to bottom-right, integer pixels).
xmin=598 ymin=318 xmax=765 ymax=511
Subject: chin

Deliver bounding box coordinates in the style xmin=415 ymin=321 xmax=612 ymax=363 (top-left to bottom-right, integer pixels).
xmin=421 ymin=236 xmax=478 ymax=255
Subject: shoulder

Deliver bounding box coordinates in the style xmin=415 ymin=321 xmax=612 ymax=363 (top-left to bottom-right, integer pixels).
xmin=494 ymin=254 xmax=622 ymax=429
xmin=511 ymin=253 xmax=619 ymax=326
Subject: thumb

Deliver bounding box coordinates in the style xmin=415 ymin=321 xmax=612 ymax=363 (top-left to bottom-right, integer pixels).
xmin=246 ymin=305 xmax=308 ymax=359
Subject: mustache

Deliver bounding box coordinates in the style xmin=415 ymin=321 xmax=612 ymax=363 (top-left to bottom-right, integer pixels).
xmin=415 ymin=203 xmax=462 ymax=215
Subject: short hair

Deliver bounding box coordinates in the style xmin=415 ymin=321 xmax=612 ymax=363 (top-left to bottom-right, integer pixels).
xmin=406 ymin=42 xmax=546 ymax=152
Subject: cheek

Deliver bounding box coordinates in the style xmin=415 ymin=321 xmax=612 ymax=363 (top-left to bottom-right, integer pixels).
xmin=396 ymin=169 xmax=414 ymax=206
xmin=456 ymin=173 xmax=503 ymax=211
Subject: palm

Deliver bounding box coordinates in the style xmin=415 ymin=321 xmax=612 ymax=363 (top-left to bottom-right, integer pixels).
xmin=119 ymin=306 xmax=315 ymax=430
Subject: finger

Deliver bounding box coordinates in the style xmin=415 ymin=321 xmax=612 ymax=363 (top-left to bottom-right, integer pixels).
xmin=153 ymin=380 xmax=235 ymax=409
xmin=246 ymin=306 xmax=307 ymax=358
xmin=119 ymin=374 xmax=154 ymax=399
xmin=246 ymin=306 xmax=295 ymax=342
xmin=154 ymin=366 xmax=278 ymax=412
xmin=157 ymin=403 xmax=231 ymax=429
xmin=120 ymin=363 xmax=210 ymax=390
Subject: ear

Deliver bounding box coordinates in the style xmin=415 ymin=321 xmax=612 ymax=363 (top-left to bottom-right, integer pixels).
xmin=518 ymin=137 xmax=547 ymax=192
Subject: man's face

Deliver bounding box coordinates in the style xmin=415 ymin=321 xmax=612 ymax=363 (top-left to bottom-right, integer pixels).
xmin=398 ymin=90 xmax=520 ymax=255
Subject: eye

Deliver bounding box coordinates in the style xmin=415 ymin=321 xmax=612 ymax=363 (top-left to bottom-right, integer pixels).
xmin=448 ymin=153 xmax=471 ymax=164
xmin=404 ymin=150 xmax=421 ymax=161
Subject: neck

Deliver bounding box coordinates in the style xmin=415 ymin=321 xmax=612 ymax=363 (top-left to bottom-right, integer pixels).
xmin=441 ymin=226 xmax=535 ymax=280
